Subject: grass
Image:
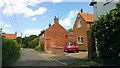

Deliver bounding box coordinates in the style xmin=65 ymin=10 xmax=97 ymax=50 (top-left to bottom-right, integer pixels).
xmin=68 ymin=59 xmax=101 ymax=66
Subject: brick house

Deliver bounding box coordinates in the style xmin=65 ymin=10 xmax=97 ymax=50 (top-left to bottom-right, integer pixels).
xmin=2 ymin=32 xmax=17 ymax=41
xmin=73 ymin=11 xmax=94 ymax=51
xmin=68 ymin=32 xmax=74 ymax=42
xmin=44 ymin=16 xmax=68 ymax=51
xmin=39 ymin=30 xmax=45 ymax=44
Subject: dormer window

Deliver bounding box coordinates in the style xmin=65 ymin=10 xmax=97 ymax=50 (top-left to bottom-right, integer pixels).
xmin=78 ymin=21 xmax=82 ymax=28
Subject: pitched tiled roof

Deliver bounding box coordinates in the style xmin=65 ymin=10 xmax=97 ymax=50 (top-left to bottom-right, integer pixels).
xmin=39 ymin=30 xmax=45 ymax=36
xmin=45 ymin=23 xmax=68 ymax=33
xmin=2 ymin=34 xmax=17 ymax=40
xmin=79 ymin=12 xmax=94 ymax=23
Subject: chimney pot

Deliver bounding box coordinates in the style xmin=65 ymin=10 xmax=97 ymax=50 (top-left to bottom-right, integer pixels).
xmin=81 ymin=9 xmax=83 ymax=12
xmin=54 ymin=16 xmax=59 ymax=24
xmin=15 ymin=32 xmax=17 ymax=34
xmin=49 ymin=23 xmax=51 ymax=27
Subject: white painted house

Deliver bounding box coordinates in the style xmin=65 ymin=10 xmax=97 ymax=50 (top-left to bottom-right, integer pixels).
xmin=90 ymin=0 xmax=120 ymax=20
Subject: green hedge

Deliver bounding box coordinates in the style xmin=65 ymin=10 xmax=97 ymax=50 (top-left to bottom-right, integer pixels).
xmin=2 ymin=37 xmax=20 ymax=66
xmin=91 ymin=3 xmax=120 ymax=65
xmin=28 ymin=38 xmax=39 ymax=49
xmin=34 ymin=41 xmax=44 ymax=51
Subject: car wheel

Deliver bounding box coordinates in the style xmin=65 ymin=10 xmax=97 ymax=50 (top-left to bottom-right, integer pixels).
xmin=77 ymin=51 xmax=79 ymax=53
xmin=74 ymin=51 xmax=77 ymax=53
xmin=65 ymin=50 xmax=68 ymax=53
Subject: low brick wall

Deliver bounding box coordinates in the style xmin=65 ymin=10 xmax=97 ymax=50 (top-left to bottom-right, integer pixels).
xmin=51 ymin=47 xmax=64 ymax=56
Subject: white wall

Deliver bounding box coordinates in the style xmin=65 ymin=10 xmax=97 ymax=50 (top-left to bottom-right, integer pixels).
xmin=93 ymin=0 xmax=120 ymax=20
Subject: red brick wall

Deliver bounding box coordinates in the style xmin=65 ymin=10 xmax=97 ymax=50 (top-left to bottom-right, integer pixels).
xmin=44 ymin=23 xmax=68 ymax=51
xmin=68 ymin=35 xmax=74 ymax=42
xmin=51 ymin=47 xmax=64 ymax=55
xmin=73 ymin=15 xmax=91 ymax=51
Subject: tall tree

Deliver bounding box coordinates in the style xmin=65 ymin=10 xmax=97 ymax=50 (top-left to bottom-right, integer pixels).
xmin=67 ymin=28 xmax=74 ymax=32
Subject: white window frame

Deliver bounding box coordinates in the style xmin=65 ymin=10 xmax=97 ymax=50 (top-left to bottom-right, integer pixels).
xmin=77 ymin=36 xmax=83 ymax=44
xmin=77 ymin=21 xmax=82 ymax=28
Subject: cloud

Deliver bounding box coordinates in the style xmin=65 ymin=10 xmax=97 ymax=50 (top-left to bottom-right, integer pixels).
xmin=32 ymin=17 xmax=37 ymax=21
xmin=51 ymin=0 xmax=63 ymax=3
xmin=0 ymin=22 xmax=12 ymax=28
xmin=3 ymin=5 xmax=47 ymax=17
xmin=24 ymin=29 xmax=41 ymax=37
xmin=0 ymin=22 xmax=12 ymax=33
xmin=1 ymin=0 xmax=64 ymax=17
xmin=4 ymin=24 xmax=12 ymax=28
xmin=59 ymin=10 xmax=78 ymax=26
xmin=1 ymin=0 xmax=47 ymax=17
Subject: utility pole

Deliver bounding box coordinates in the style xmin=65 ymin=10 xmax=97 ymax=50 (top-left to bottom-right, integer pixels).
xmin=0 ymin=28 xmax=2 ymax=35
xmin=21 ymin=33 xmax=22 ymax=47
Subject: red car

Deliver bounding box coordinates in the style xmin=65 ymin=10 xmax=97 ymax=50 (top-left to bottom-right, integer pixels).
xmin=64 ymin=42 xmax=79 ymax=53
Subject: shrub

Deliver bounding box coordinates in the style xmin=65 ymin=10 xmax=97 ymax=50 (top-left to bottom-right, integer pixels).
xmin=2 ymin=37 xmax=20 ymax=66
xmin=91 ymin=3 xmax=120 ymax=65
xmin=28 ymin=38 xmax=39 ymax=48
xmin=34 ymin=41 xmax=44 ymax=51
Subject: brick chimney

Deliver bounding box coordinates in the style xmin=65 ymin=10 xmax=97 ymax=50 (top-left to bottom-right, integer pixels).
xmin=15 ymin=32 xmax=17 ymax=35
xmin=54 ymin=16 xmax=59 ymax=24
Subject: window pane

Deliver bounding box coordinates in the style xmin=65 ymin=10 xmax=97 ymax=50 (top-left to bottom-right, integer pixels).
xmin=81 ymin=37 xmax=83 ymax=43
xmin=77 ymin=37 xmax=80 ymax=44
xmin=78 ymin=21 xmax=82 ymax=28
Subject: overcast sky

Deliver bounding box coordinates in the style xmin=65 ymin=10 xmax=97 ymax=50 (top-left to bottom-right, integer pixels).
xmin=0 ymin=0 xmax=93 ymax=37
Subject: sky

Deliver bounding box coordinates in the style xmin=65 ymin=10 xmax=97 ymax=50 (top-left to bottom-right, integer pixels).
xmin=0 ymin=0 xmax=93 ymax=37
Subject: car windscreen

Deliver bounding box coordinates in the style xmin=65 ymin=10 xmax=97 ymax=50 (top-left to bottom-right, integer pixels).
xmin=68 ymin=42 xmax=76 ymax=45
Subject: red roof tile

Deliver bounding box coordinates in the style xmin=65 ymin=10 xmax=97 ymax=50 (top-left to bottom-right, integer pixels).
xmin=2 ymin=34 xmax=17 ymax=40
xmin=79 ymin=12 xmax=94 ymax=23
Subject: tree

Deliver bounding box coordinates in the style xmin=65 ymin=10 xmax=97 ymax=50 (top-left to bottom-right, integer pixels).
xmin=28 ymin=35 xmax=38 ymax=42
xmin=34 ymin=41 xmax=44 ymax=51
xmin=28 ymin=38 xmax=39 ymax=48
xmin=91 ymin=2 xmax=120 ymax=65
xmin=19 ymin=35 xmax=38 ymax=48
xmin=67 ymin=28 xmax=74 ymax=32
xmin=16 ymin=37 xmax=22 ymax=45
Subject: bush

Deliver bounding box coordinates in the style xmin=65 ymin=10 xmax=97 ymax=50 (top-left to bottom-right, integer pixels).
xmin=28 ymin=38 xmax=39 ymax=48
xmin=79 ymin=48 xmax=87 ymax=52
xmin=2 ymin=37 xmax=20 ymax=66
xmin=34 ymin=41 xmax=44 ymax=51
xmin=68 ymin=59 xmax=100 ymax=66
xmin=91 ymin=3 xmax=120 ymax=65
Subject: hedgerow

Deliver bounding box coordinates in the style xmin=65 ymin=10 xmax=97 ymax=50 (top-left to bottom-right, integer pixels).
xmin=91 ymin=3 xmax=120 ymax=65
xmin=2 ymin=37 xmax=20 ymax=66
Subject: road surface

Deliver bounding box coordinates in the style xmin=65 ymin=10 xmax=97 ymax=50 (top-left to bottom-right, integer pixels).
xmin=12 ymin=48 xmax=65 ymax=66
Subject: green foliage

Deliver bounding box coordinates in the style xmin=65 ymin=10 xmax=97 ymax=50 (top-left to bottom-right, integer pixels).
xmin=91 ymin=3 xmax=120 ymax=65
xmin=2 ymin=37 xmax=20 ymax=66
xmin=67 ymin=28 xmax=74 ymax=32
xmin=34 ymin=41 xmax=44 ymax=51
xmin=16 ymin=37 xmax=22 ymax=45
xmin=28 ymin=35 xmax=38 ymax=42
xmin=28 ymin=38 xmax=39 ymax=48
xmin=19 ymin=35 xmax=38 ymax=48
xmin=68 ymin=59 xmax=100 ymax=66
xmin=79 ymin=48 xmax=87 ymax=52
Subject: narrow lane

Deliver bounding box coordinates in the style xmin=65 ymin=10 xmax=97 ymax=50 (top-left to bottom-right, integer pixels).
xmin=12 ymin=48 xmax=65 ymax=66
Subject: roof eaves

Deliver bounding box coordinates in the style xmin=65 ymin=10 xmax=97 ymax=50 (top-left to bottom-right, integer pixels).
xmin=90 ymin=0 xmax=97 ymax=6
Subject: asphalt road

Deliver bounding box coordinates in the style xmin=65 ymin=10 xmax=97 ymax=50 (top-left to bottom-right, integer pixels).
xmin=12 ymin=48 xmax=65 ymax=66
